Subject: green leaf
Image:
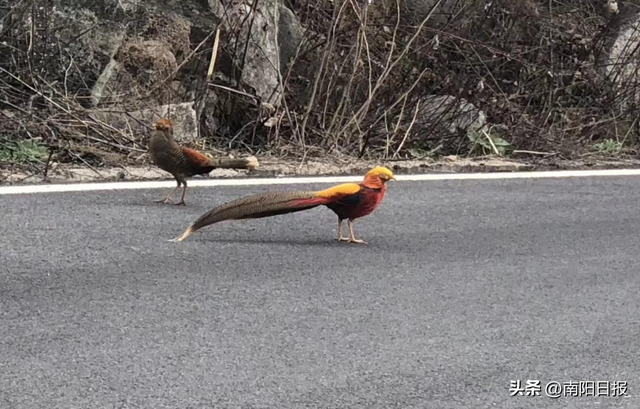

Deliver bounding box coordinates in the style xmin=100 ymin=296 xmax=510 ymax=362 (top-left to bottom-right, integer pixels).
xmin=0 ymin=140 xmax=49 ymax=163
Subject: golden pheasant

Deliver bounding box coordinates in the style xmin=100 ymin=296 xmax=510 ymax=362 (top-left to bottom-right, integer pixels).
xmin=149 ymin=118 xmax=259 ymax=205
xmin=170 ymin=166 xmax=395 ymax=244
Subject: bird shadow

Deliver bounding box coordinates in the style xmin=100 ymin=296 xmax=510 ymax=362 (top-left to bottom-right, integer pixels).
xmin=179 ymin=236 xmax=358 ymax=247
xmin=118 ymin=199 xmax=207 ymax=210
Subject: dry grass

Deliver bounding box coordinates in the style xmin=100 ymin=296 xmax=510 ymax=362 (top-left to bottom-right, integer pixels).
xmin=1 ymin=0 xmax=640 ymax=175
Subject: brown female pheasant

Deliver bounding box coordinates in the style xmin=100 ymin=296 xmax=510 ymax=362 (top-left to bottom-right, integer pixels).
xmin=149 ymin=118 xmax=259 ymax=205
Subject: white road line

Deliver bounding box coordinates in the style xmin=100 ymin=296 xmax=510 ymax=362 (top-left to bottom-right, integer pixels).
xmin=1 ymin=168 xmax=640 ymax=195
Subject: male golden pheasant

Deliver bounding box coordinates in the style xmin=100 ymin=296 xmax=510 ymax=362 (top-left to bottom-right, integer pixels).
xmin=149 ymin=118 xmax=259 ymax=205
xmin=171 ymin=166 xmax=395 ymax=244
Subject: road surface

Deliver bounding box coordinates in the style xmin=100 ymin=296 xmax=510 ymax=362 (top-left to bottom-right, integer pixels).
xmin=1 ymin=174 xmax=639 ymax=408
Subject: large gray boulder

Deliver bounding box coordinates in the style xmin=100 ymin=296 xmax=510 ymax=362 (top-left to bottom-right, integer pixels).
xmin=45 ymin=6 xmax=127 ymax=104
xmin=210 ymin=0 xmax=302 ymax=106
xmin=278 ymin=3 xmax=304 ymax=73
xmin=13 ymin=0 xmax=303 ymax=111
xmin=415 ymin=95 xmax=486 ymax=135
xmin=601 ymin=11 xmax=640 ymax=98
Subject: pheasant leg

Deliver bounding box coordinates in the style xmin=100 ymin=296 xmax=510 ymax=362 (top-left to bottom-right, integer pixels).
xmin=154 ymin=185 xmax=180 ymax=204
xmin=337 ymin=219 xmax=349 ymax=242
xmin=347 ymin=220 xmax=367 ymax=244
xmin=175 ymin=183 xmax=187 ymax=206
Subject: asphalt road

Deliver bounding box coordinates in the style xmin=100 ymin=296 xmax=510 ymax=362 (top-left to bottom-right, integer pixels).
xmin=1 ymin=175 xmax=639 ymax=408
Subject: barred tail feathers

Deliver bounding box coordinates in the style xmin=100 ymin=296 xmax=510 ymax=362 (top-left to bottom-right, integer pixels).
xmin=209 ymin=156 xmax=259 ymax=170
xmin=170 ymin=190 xmax=328 ymax=241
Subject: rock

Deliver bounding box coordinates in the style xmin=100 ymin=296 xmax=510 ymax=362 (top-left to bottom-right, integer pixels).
xmin=114 ymin=39 xmax=178 ymax=102
xmin=92 ymin=38 xmax=180 ymax=107
xmin=90 ymin=8 xmax=192 ymax=107
xmin=208 ymin=0 xmax=225 ymax=18
xmin=601 ymin=10 xmax=640 ymax=103
xmin=133 ymin=12 xmax=192 ymax=63
xmin=238 ymin=0 xmax=281 ymax=105
xmin=367 ymin=94 xmax=487 ymax=154
xmin=211 ymin=0 xmax=287 ymax=106
xmin=90 ymin=101 xmax=198 ymax=142
xmin=415 ymin=95 xmax=487 ymax=135
xmin=91 ymin=58 xmax=121 ymax=107
xmin=605 ymin=0 xmax=619 ymax=15
xmin=6 ymin=0 xmax=304 ymax=129
xmin=64 ymin=7 xmax=193 ymax=107
xmin=278 ymin=4 xmax=303 ymax=72
xmin=48 ymin=7 xmax=127 ymax=104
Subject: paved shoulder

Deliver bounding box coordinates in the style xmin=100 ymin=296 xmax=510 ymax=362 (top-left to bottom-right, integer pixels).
xmin=1 ymin=176 xmax=639 ymax=408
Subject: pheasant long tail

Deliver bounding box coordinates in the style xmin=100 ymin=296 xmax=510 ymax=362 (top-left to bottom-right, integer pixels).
xmin=208 ymin=156 xmax=259 ymax=170
xmin=170 ymin=190 xmax=330 ymax=241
